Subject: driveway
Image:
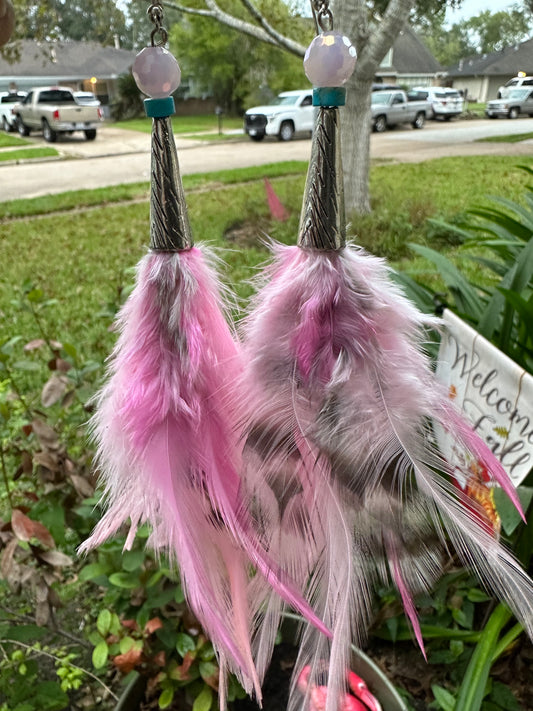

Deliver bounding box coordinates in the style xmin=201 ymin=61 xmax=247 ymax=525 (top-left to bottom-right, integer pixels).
xmin=1 ymin=118 xmax=532 ymax=202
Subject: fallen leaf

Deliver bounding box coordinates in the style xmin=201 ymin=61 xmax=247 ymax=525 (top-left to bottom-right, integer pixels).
xmin=121 ymin=619 xmax=139 ymax=632
xmin=31 ymin=419 xmax=60 ymax=448
xmin=35 ymin=599 xmax=50 ymax=626
xmin=38 ymin=550 xmax=73 ymax=567
xmin=1 ymin=538 xmax=20 ymax=582
xmin=11 ymin=509 xmax=55 ymax=548
xmin=41 ymin=375 xmax=69 ymax=408
xmin=144 ymin=617 xmax=163 ymax=635
xmin=34 ymin=451 xmax=60 ymax=472
xmin=69 ymin=473 xmax=94 ymax=498
xmin=113 ymin=646 xmax=143 ymax=674
xmin=24 ymin=339 xmax=46 ymax=352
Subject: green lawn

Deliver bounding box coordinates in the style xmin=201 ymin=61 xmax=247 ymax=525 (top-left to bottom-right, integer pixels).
xmin=0 ymin=147 xmax=59 ymax=162
xmin=0 ymin=156 xmax=530 ymax=363
xmin=478 ymin=131 xmax=533 ymax=143
xmin=113 ymin=114 xmax=243 ymax=135
xmin=0 ymin=132 xmax=31 ymax=148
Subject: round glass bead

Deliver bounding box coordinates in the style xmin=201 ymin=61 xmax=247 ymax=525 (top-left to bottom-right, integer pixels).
xmin=304 ymin=33 xmax=357 ymax=87
xmin=132 ymin=46 xmax=181 ymax=98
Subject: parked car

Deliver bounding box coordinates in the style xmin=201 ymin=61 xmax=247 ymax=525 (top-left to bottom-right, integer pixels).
xmin=486 ymin=88 xmax=533 ymax=119
xmin=244 ymin=89 xmax=314 ymax=142
xmin=12 ymin=86 xmax=103 ymax=142
xmin=497 ymin=75 xmax=533 ymax=99
xmin=370 ymin=89 xmax=430 ymax=132
xmin=0 ymin=90 xmax=27 ymax=132
xmin=73 ymin=91 xmax=101 ymax=107
xmin=410 ymin=86 xmax=464 ymax=120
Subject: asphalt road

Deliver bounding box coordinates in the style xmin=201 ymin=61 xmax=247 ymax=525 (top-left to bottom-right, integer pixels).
xmin=1 ymin=118 xmax=533 ymax=202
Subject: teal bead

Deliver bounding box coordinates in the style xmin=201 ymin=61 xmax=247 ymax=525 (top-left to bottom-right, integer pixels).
xmin=312 ymin=87 xmax=346 ymax=107
xmin=144 ymin=96 xmax=175 ymax=118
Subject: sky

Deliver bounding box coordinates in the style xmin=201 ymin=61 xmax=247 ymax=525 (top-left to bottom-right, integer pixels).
xmin=445 ymin=0 xmax=517 ymax=22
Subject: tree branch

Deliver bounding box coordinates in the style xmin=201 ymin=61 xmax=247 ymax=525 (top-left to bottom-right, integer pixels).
xmin=162 ymin=0 xmax=306 ymax=56
xmin=237 ymin=0 xmax=306 ymax=56
xmin=358 ymin=0 xmax=414 ymax=77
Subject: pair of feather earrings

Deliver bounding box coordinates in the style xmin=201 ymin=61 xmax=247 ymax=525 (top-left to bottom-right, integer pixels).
xmin=81 ymin=11 xmax=533 ymax=711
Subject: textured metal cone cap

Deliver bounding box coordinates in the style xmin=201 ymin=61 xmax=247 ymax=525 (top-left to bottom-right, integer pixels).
xmin=297 ymin=107 xmax=346 ymax=251
xmin=149 ymin=116 xmax=193 ymax=251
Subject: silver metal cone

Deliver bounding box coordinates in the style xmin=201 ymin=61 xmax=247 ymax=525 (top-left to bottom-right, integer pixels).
xmin=149 ymin=116 xmax=193 ymax=251
xmin=297 ymin=107 xmax=345 ymax=251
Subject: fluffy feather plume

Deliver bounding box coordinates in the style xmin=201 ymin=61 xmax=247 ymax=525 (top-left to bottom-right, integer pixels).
xmin=80 ymin=246 xmax=328 ymax=701
xmin=239 ymin=242 xmax=533 ymax=711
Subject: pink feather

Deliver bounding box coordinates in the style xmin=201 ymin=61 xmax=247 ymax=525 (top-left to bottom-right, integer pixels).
xmin=239 ymin=242 xmax=533 ymax=711
xmin=80 ymin=245 xmax=328 ymax=700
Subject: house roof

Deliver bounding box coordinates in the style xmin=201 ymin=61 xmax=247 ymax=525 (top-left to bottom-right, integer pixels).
xmin=447 ymin=36 xmax=533 ymax=77
xmin=0 ymin=40 xmax=136 ymax=80
xmin=381 ymin=25 xmax=442 ymax=74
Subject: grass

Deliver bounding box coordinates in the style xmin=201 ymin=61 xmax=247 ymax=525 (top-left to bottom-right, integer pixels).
xmin=113 ymin=114 xmax=243 ymax=135
xmin=0 ymin=132 xmax=31 ymax=147
xmin=464 ymin=102 xmax=486 ymax=117
xmin=477 ymin=132 xmax=533 ymax=143
xmin=183 ymin=132 xmax=244 ymax=141
xmin=0 ymin=147 xmax=59 ymax=162
xmin=0 ymin=156 xmax=530 ymax=360
xmin=0 ymin=161 xmax=307 ymax=219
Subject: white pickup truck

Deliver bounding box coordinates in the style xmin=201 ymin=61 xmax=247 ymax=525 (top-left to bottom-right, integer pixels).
xmin=0 ymin=91 xmax=27 ymax=132
xmin=13 ymin=86 xmax=103 ymax=142
xmin=371 ymin=89 xmax=430 ymax=132
xmin=244 ymin=89 xmax=314 ymax=141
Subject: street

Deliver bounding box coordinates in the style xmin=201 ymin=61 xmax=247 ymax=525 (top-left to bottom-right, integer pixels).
xmin=1 ymin=117 xmax=532 ymax=202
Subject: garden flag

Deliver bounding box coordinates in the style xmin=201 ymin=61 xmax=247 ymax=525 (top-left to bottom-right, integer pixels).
xmin=436 ymin=309 xmax=533 ymax=487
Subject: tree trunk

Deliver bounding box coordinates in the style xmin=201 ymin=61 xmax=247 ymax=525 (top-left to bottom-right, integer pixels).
xmin=336 ymin=0 xmax=415 ymax=215
xmin=341 ymin=74 xmax=373 ymax=215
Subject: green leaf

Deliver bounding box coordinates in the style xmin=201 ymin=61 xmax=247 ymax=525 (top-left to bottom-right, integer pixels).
xmin=78 ymin=562 xmax=109 ymax=582
xmin=121 ymin=549 xmax=146 ymax=572
xmin=108 ymin=571 xmax=140 ymax=589
xmin=489 ymin=681 xmax=521 ymax=710
xmin=199 ymin=642 xmax=215 ymax=661
xmin=408 ymin=243 xmax=484 ymax=320
xmin=199 ymin=661 xmax=217 ymax=682
xmin=431 ymin=684 xmax=456 ymax=711
xmin=97 ymin=609 xmax=112 ymax=637
xmin=176 ymin=632 xmax=196 ymax=657
xmin=26 ymin=288 xmax=44 ymax=303
xmin=92 ymin=640 xmax=109 ymax=669
xmin=109 ymin=612 xmax=122 ymax=635
xmin=455 ymin=604 xmax=512 ymax=711
xmin=494 ymin=486 xmax=533 ymax=536
xmin=385 ymin=616 xmax=399 ymax=642
xmin=193 ymin=685 xmax=213 ymax=711
xmin=5 ymin=625 xmax=48 ymax=643
xmin=12 ymin=360 xmax=41 ymax=371
xmin=34 ymin=680 xmax=70 ymax=710
xmin=119 ymin=636 xmax=136 ymax=654
xmin=450 ymin=639 xmax=464 ymax=658
xmin=467 ymin=588 xmax=492 ymax=604
xmin=159 ymin=687 xmax=174 ymax=709
xmin=62 ymin=342 xmax=78 ymax=359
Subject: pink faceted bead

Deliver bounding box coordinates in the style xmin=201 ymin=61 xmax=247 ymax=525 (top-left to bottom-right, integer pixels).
xmin=132 ymin=46 xmax=181 ymax=98
xmin=304 ymin=33 xmax=357 ymax=87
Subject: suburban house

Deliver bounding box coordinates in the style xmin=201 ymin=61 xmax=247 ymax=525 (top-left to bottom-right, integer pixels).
xmin=0 ymin=40 xmax=137 ymax=113
xmin=446 ymin=36 xmax=533 ymax=102
xmin=374 ymin=25 xmax=443 ymax=87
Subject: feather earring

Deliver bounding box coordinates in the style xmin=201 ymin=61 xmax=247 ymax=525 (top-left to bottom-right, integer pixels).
xmin=79 ymin=3 xmax=328 ymax=704
xmin=239 ymin=15 xmax=533 ymax=711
